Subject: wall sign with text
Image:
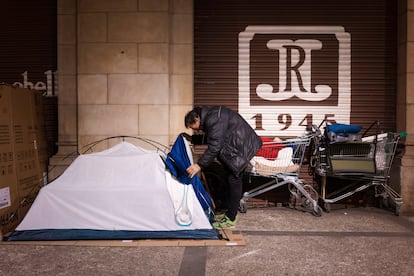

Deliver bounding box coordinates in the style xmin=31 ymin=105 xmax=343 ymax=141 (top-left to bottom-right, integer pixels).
xmin=239 ymin=26 xmax=350 ymax=136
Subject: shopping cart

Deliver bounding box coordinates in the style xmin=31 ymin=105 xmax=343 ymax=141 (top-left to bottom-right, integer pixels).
xmin=310 ymin=123 xmax=405 ymax=215
xmin=240 ymin=130 xmax=323 ymax=217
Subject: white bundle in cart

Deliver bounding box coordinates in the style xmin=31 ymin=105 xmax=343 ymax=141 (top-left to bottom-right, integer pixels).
xmin=249 ymin=137 xmax=301 ymax=176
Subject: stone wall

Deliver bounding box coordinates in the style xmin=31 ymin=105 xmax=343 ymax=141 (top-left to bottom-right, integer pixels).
xmin=49 ymin=0 xmax=193 ymax=180
xmin=75 ymin=0 xmax=193 ymax=150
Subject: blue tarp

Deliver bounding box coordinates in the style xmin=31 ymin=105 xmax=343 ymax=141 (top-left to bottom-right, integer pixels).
xmin=165 ymin=134 xmax=215 ymax=222
xmin=8 ymin=229 xmax=218 ymax=241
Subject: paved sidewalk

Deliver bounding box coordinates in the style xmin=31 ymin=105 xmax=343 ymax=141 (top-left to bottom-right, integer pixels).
xmin=1 ymin=206 xmax=414 ymax=276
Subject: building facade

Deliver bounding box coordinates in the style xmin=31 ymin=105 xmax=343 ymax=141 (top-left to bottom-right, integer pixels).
xmin=52 ymin=0 xmax=414 ymax=213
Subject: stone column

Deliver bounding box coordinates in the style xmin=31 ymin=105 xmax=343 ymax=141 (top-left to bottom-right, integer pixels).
xmin=398 ymin=0 xmax=414 ymax=213
xmin=48 ymin=0 xmax=78 ymax=181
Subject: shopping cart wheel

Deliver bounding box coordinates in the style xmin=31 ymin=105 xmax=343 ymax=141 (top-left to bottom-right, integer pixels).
xmin=393 ymin=200 xmax=402 ymax=216
xmin=381 ymin=196 xmax=390 ymax=209
xmin=318 ymin=198 xmax=330 ymax=213
xmin=239 ymin=199 xmax=247 ymax=213
xmin=321 ymin=200 xmax=331 ymax=213
xmin=312 ymin=205 xmax=323 ymax=217
xmin=394 ymin=205 xmax=401 ymax=216
xmin=324 ymin=202 xmax=331 ymax=213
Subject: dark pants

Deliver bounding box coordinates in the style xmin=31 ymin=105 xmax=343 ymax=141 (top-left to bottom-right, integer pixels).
xmin=224 ymin=169 xmax=244 ymax=221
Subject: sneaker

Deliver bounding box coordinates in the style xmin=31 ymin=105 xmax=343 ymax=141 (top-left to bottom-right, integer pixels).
xmin=212 ymin=215 xmax=238 ymax=229
xmin=214 ymin=213 xmax=226 ymax=221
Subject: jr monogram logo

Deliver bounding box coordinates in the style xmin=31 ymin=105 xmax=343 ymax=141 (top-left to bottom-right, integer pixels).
xmin=239 ymin=26 xmax=351 ymax=136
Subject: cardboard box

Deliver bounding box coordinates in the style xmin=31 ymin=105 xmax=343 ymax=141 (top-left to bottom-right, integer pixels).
xmin=0 ymin=84 xmax=47 ymax=236
xmin=0 ymin=86 xmax=20 ymax=235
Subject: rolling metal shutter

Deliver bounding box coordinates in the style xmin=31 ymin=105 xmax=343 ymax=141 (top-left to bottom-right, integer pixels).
xmin=0 ymin=0 xmax=57 ymax=87
xmin=194 ymin=0 xmax=397 ymax=137
xmin=0 ymin=0 xmax=58 ymax=156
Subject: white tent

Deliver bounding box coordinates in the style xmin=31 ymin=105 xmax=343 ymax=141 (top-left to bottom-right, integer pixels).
xmin=8 ymin=141 xmax=218 ymax=240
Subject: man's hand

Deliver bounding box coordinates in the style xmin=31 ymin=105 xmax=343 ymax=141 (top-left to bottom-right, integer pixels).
xmin=186 ymin=164 xmax=201 ymax=178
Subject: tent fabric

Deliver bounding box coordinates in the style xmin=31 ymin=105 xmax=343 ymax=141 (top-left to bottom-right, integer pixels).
xmin=165 ymin=134 xmax=214 ymax=222
xmin=8 ymin=141 xmax=218 ymax=241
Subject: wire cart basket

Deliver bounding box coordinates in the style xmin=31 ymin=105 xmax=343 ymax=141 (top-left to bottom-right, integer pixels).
xmin=241 ymin=131 xmax=323 ymax=217
xmin=310 ymin=125 xmax=405 ymax=215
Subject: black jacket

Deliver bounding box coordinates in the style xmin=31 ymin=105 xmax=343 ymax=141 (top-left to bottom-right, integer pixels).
xmin=196 ymin=106 xmax=262 ymax=176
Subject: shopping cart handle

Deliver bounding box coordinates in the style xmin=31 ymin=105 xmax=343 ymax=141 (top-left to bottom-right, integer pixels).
xmin=308 ymin=124 xmax=321 ymax=136
xmin=399 ymin=131 xmax=407 ymax=138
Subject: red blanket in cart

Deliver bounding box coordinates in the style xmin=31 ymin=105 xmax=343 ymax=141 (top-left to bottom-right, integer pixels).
xmin=255 ymin=137 xmax=285 ymax=159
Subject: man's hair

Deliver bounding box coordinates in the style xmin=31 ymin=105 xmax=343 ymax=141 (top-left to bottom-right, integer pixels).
xmin=184 ymin=108 xmax=200 ymax=128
